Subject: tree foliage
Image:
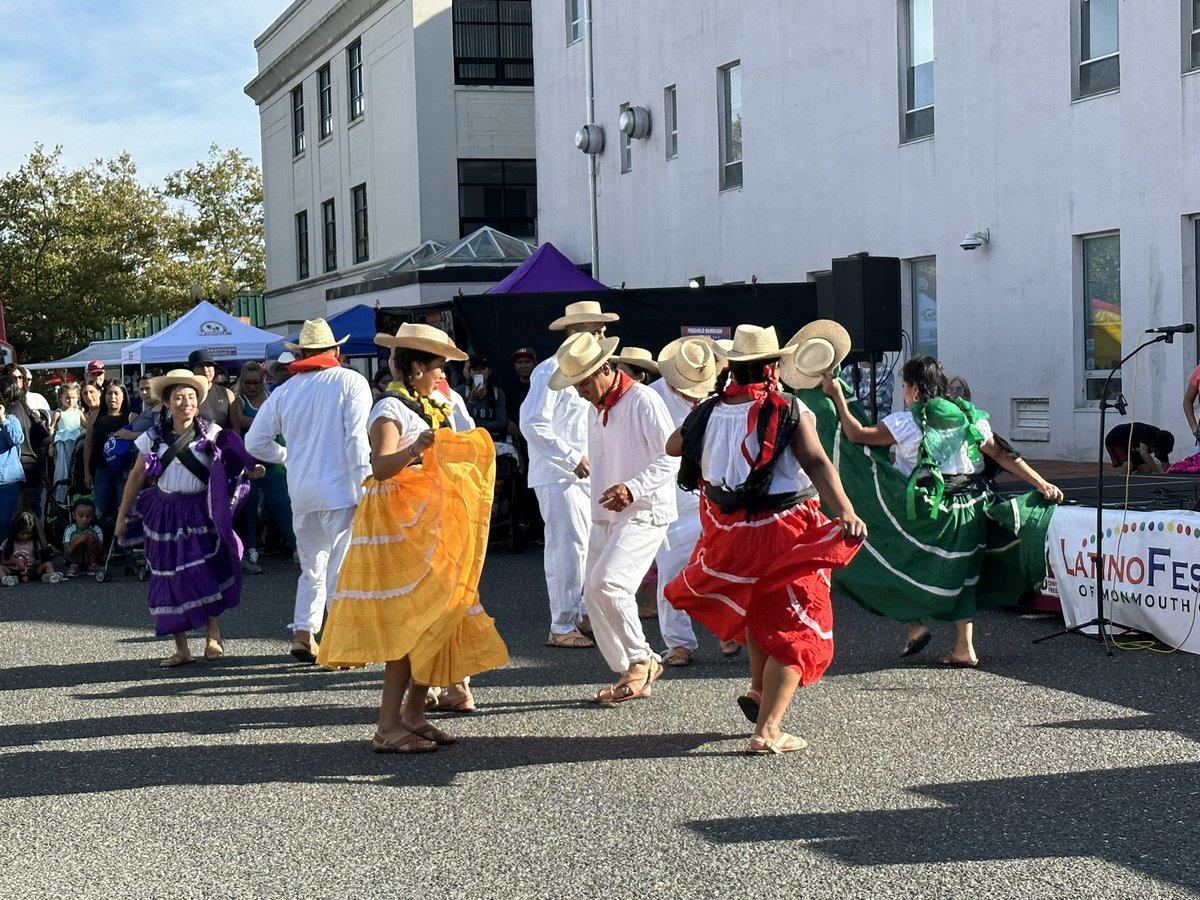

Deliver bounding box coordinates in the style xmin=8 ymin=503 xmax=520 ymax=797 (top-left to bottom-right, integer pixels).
xmin=0 ymin=143 xmax=265 ymax=362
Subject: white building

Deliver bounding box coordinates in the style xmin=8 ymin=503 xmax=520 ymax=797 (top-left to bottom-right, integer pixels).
xmin=533 ymin=1 xmax=1200 ymax=460
xmin=245 ymin=0 xmax=537 ymax=330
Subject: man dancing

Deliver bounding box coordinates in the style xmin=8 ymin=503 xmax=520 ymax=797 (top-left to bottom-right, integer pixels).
xmin=548 ymin=332 xmax=678 ymax=703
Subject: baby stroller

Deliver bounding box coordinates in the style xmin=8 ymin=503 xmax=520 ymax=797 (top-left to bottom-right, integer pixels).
xmin=489 ymin=439 xmax=527 ymax=553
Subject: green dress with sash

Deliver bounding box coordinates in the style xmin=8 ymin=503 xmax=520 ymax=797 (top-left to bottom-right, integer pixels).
xmin=797 ymin=383 xmax=1056 ymax=622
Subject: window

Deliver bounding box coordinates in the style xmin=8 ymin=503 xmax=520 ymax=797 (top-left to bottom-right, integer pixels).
xmin=352 ymin=183 xmax=369 ymax=264
xmin=910 ymin=256 xmax=937 ymax=358
xmin=295 ymin=211 xmax=309 ymax=280
xmin=718 ymin=61 xmax=742 ymax=190
xmin=1189 ymin=0 xmax=1200 ymax=71
xmin=457 ymin=159 xmax=537 ymax=238
xmin=619 ymin=102 xmax=632 ymax=173
xmin=318 ymin=64 xmax=333 ymax=139
xmin=1081 ymin=232 xmax=1121 ymax=404
xmin=347 ymin=39 xmax=364 ymax=120
xmin=322 ymin=199 xmax=337 ymax=273
xmin=291 ymin=85 xmax=305 ymax=156
xmin=664 ymin=85 xmax=678 ymax=159
xmin=1078 ymin=0 xmax=1119 ymax=97
xmin=453 ymin=0 xmax=533 ymax=86
xmin=566 ymin=0 xmax=583 ymax=44
xmin=901 ymin=0 xmax=934 ymax=141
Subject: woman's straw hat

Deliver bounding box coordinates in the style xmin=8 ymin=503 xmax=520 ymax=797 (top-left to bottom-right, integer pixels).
xmin=780 ymin=320 xmax=852 ymax=389
xmin=373 ymin=322 xmax=468 ymax=361
xmin=657 ymin=338 xmax=717 ymax=399
xmin=548 ymin=332 xmax=621 ymax=390
xmin=723 ymin=325 xmax=792 ymax=363
xmin=610 ymin=346 xmax=660 ymax=376
xmin=150 ymin=369 xmax=209 ymax=404
xmin=548 ymin=300 xmax=620 ymax=331
xmin=284 ymin=318 xmax=350 ymax=352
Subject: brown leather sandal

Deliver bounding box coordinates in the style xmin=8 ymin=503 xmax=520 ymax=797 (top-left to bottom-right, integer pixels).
xmin=546 ymin=629 xmax=595 ymax=649
xmin=597 ymin=658 xmax=663 ymax=705
xmin=746 ymin=732 xmax=808 ymax=755
xmin=159 ymin=650 xmax=193 ymax=668
xmin=371 ymin=731 xmax=437 ymax=754
xmin=407 ymin=723 xmax=456 ymax=745
xmin=663 ymin=647 xmax=693 ymax=667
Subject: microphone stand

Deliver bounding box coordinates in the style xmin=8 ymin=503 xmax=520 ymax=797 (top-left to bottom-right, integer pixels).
xmin=1035 ymin=332 xmax=1173 ymax=653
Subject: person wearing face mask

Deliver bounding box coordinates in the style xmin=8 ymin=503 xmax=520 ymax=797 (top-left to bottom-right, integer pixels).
xmin=245 ymin=319 xmax=371 ymax=665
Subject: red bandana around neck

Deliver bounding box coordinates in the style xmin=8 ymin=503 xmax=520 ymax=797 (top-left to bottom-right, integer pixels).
xmin=595 ymin=370 xmax=635 ymax=426
xmin=288 ymin=354 xmax=342 ymax=374
xmin=722 ymin=381 xmax=789 ymax=471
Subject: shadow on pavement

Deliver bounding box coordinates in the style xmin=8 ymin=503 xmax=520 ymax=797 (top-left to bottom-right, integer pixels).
xmin=685 ymin=761 xmax=1200 ymax=891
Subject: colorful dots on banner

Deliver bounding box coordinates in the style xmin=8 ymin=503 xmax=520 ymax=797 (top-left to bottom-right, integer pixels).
xmin=1084 ymin=519 xmax=1200 ymax=545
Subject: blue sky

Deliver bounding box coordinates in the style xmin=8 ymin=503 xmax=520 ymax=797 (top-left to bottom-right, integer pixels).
xmin=0 ymin=0 xmax=282 ymax=186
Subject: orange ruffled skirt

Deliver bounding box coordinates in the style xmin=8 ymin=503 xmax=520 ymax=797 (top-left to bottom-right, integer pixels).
xmin=316 ymin=428 xmax=509 ymax=684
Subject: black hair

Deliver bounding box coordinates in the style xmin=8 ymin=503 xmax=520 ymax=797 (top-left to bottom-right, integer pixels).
xmin=900 ymin=356 xmax=949 ymax=403
xmin=1151 ymin=429 xmax=1176 ymax=458
xmin=72 ymin=497 xmax=96 ymax=514
xmin=100 ymin=381 xmax=132 ymax=419
xmin=0 ymin=375 xmax=20 ymax=408
xmin=391 ymin=347 xmax=440 ymax=391
xmin=3 ymin=512 xmax=43 ymax=560
xmin=726 ymin=359 xmax=777 ymax=387
xmin=468 ymin=355 xmax=490 ymax=370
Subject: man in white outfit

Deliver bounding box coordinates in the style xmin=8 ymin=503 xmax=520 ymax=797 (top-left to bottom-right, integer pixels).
xmin=245 ymin=319 xmax=371 ymax=663
xmin=549 ymin=332 xmax=678 ymax=704
xmin=648 ymin=338 xmax=720 ymax=667
xmin=521 ymin=300 xmax=619 ymax=649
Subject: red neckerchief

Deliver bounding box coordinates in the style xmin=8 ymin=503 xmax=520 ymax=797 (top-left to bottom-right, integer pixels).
xmin=721 ymin=380 xmax=789 ymax=471
xmin=287 ymin=354 xmax=342 ymax=374
xmin=595 ymin=370 xmax=635 ymax=426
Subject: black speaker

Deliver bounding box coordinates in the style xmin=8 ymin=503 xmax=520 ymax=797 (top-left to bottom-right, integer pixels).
xmin=818 ymin=255 xmax=902 ymax=353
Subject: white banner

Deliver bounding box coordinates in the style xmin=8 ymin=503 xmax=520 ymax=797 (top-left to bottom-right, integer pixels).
xmin=1047 ymin=506 xmax=1200 ymax=654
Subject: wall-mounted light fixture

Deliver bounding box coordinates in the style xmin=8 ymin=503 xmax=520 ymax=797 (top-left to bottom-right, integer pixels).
xmin=688 ymin=275 xmax=705 ymax=288
xmin=959 ymin=228 xmax=990 ymax=251
xmin=575 ymin=123 xmax=605 ymax=154
xmin=618 ymin=106 xmax=652 ymax=139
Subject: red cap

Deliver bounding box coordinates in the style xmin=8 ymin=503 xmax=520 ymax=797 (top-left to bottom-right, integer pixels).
xmin=85 ymin=360 xmax=105 ymax=374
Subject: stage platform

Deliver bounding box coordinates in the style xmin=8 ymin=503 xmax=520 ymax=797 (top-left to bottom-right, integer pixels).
xmin=994 ymin=460 xmax=1200 ymax=512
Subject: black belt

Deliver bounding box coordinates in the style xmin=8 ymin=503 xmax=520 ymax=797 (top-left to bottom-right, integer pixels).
xmin=704 ymin=484 xmax=818 ymax=515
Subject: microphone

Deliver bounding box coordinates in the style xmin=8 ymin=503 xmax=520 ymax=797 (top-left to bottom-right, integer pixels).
xmin=1145 ymin=323 xmax=1195 ymax=335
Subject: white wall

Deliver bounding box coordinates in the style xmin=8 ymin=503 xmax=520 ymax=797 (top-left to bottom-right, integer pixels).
xmin=532 ymin=0 xmax=1200 ymax=460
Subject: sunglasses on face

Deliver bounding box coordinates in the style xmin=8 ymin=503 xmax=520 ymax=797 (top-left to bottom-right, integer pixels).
xmin=241 ymin=379 xmax=263 ymax=386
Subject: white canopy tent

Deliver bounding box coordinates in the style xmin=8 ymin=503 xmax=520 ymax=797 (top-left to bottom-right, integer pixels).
xmin=25 ymin=339 xmax=138 ymax=371
xmin=120 ymin=301 xmax=280 ymax=367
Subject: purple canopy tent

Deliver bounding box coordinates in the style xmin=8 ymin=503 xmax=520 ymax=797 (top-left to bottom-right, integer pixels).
xmin=486 ymin=242 xmax=605 ymax=294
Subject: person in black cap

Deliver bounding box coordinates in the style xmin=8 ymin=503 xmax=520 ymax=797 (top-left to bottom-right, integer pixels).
xmin=188 ymin=349 xmax=245 ymax=433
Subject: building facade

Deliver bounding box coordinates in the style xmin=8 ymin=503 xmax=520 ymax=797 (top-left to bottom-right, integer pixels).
xmin=533 ymin=0 xmax=1200 ymax=459
xmin=246 ymin=0 xmax=537 ymax=330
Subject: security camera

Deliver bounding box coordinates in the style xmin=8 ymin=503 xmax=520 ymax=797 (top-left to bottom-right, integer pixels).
xmin=959 ymin=229 xmax=990 ymax=251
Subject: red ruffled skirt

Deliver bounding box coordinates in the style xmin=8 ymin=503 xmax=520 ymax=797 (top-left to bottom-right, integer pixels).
xmin=664 ymin=496 xmax=861 ymax=685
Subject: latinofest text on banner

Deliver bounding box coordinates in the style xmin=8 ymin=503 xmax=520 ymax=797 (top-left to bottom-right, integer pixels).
xmin=1047 ymin=506 xmax=1200 ymax=654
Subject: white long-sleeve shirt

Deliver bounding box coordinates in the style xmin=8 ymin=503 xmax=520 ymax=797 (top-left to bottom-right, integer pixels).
xmin=649 ymin=379 xmax=699 ymax=516
xmin=588 ymin=382 xmax=678 ymax=526
xmin=519 ymin=356 xmax=589 ymax=488
xmin=245 ymin=365 xmax=372 ymax=515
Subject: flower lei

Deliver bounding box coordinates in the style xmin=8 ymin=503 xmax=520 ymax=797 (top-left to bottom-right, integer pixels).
xmin=142 ymin=415 xmax=212 ymax=479
xmin=387 ymin=381 xmax=451 ymax=429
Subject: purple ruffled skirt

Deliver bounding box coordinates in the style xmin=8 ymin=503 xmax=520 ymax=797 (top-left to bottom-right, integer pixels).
xmin=138 ymin=487 xmax=242 ymax=636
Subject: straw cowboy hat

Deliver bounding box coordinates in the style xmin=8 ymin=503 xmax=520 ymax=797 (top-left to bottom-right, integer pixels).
xmin=548 ymin=300 xmax=620 ymax=332
xmin=723 ymin=325 xmax=793 ymax=363
xmin=548 ymin=332 xmax=621 ymax=390
xmin=150 ymin=368 xmax=209 ymax=404
xmin=373 ymin=322 xmax=469 ymax=361
xmin=657 ymin=338 xmax=718 ymax=400
xmin=284 ymin=318 xmax=350 ymax=353
xmin=780 ymin=319 xmax=852 ymax=389
xmin=610 ymin=346 xmax=660 ymax=376
xmin=266 ymin=351 xmax=296 ymax=380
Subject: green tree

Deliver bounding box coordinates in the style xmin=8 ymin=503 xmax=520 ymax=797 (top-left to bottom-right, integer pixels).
xmin=163 ymin=144 xmax=265 ymax=308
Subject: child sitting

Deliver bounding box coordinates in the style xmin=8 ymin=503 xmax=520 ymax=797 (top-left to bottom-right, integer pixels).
xmin=2 ymin=512 xmax=61 ymax=585
xmin=62 ymin=497 xmax=104 ymax=577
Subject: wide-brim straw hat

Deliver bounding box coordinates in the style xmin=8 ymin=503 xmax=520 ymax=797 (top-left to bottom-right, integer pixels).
xmin=373 ymin=322 xmax=468 ymax=361
xmin=149 ymin=368 xmax=209 ymax=404
xmin=284 ymin=318 xmax=350 ymax=352
xmin=610 ymin=346 xmax=660 ymax=376
xmin=723 ymin=325 xmax=792 ymax=363
xmin=658 ymin=338 xmax=718 ymax=399
xmin=780 ymin=319 xmax=852 ymax=389
xmin=548 ymin=300 xmax=620 ymax=331
xmin=266 ymin=351 xmax=296 ymax=378
xmin=548 ymin=332 xmax=621 ymax=390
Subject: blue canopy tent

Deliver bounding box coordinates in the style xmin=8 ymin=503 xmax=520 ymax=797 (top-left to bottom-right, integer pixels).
xmin=265 ymin=304 xmax=380 ymax=358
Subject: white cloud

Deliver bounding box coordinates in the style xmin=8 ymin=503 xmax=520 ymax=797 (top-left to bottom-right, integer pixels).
xmin=0 ymin=0 xmax=282 ymax=186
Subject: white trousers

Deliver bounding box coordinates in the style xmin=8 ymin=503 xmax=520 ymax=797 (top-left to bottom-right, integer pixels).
xmin=290 ymin=506 xmax=356 ymax=634
xmin=586 ymin=517 xmax=668 ymax=674
xmin=654 ymin=508 xmax=701 ymax=651
xmin=534 ymin=481 xmax=592 ymax=634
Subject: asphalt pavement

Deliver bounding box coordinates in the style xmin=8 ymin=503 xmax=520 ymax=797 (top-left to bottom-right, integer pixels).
xmin=2 ymin=545 xmax=1199 ymax=899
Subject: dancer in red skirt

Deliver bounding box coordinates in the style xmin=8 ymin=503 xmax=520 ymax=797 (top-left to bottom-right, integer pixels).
xmin=664 ymin=325 xmax=866 ymax=754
